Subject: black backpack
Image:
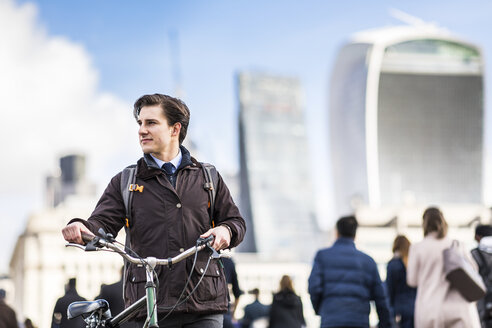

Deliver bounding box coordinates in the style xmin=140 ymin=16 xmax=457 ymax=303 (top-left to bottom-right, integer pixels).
xmin=472 ymin=248 xmax=492 ymax=319
xmin=119 ymin=162 xmax=219 ymax=301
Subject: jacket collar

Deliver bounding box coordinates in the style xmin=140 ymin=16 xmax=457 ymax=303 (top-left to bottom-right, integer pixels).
xmin=334 ymin=237 xmax=356 ymax=248
xmin=138 ymin=145 xmax=194 ymax=179
xmin=177 ymin=145 xmax=193 ymax=169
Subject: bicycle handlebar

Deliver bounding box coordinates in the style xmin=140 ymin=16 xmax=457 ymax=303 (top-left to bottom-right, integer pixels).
xmin=65 ymin=231 xmax=232 ymax=328
xmin=68 ymin=232 xmax=227 ymax=266
xmin=81 ymin=232 xmax=95 ymax=244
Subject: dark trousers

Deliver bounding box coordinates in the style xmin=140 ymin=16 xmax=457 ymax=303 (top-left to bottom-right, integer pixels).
xmin=131 ymin=313 xmax=223 ymax=328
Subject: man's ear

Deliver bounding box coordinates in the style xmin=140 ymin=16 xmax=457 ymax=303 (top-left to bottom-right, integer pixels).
xmin=172 ymin=122 xmax=181 ymax=136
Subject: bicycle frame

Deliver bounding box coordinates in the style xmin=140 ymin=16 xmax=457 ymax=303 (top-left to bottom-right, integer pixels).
xmin=108 ymin=296 xmax=146 ymax=327
xmin=67 ymin=232 xmax=218 ymax=328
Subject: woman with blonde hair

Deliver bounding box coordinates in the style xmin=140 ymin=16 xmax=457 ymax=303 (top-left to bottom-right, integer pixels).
xmin=407 ymin=207 xmax=480 ymax=327
xmin=269 ymin=275 xmax=305 ymax=328
xmin=386 ymin=235 xmax=416 ymax=328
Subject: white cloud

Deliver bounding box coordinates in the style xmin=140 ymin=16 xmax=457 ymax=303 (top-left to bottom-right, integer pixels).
xmin=0 ymin=0 xmax=140 ymax=272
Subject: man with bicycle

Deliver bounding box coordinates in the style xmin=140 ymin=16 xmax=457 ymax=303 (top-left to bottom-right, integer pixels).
xmin=62 ymin=94 xmax=246 ymax=328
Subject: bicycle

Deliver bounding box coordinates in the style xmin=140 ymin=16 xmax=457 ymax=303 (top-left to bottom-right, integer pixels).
xmin=64 ymin=229 xmax=229 ymax=328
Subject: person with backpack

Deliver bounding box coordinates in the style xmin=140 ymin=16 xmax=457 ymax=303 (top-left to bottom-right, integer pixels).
xmin=471 ymin=224 xmax=492 ymax=328
xmin=62 ymin=93 xmax=246 ymax=327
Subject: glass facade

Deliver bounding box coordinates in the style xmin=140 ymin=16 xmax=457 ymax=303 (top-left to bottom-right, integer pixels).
xmin=330 ymin=34 xmax=484 ymax=216
xmin=238 ymin=72 xmax=319 ymax=261
xmin=385 ymin=39 xmax=480 ymax=58
xmin=378 ymin=39 xmax=483 ymax=205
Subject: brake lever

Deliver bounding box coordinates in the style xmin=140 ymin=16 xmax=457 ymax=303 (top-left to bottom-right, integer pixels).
xmin=197 ymin=235 xmax=214 ymax=246
xmin=206 ymin=242 xmax=221 ymax=259
xmin=196 ymin=235 xmax=220 ymax=259
xmin=65 ymin=243 xmax=87 ymax=251
xmin=85 ymin=236 xmax=101 ymax=251
xmin=97 ymin=228 xmax=115 ymax=242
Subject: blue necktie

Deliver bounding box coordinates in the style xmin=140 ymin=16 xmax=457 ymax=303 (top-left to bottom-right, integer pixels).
xmin=162 ymin=162 xmax=175 ymax=175
xmin=162 ymin=162 xmax=176 ymax=187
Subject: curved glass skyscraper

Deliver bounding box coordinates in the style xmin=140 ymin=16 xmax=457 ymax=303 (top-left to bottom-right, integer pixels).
xmin=330 ymin=25 xmax=484 ymax=217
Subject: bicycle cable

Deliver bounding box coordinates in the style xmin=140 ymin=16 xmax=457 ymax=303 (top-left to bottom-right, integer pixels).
xmin=158 ymin=251 xmax=213 ymax=321
xmin=131 ymin=239 xmax=211 ymax=324
xmin=114 ymin=239 xmax=161 ymax=323
xmin=108 ymin=238 xmax=214 ymax=324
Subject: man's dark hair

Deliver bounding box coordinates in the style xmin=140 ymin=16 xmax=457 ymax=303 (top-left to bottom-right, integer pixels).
xmin=133 ymin=94 xmax=191 ymax=144
xmin=68 ymin=278 xmax=77 ymax=289
xmin=248 ymin=288 xmax=260 ymax=296
xmin=336 ymin=215 xmax=358 ymax=238
xmin=475 ymin=224 xmax=492 ymax=239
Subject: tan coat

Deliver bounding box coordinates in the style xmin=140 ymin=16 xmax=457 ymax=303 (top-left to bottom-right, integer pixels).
xmin=407 ymin=233 xmax=480 ymax=328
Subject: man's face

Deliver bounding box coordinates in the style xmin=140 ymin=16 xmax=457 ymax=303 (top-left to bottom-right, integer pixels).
xmin=137 ymin=105 xmax=176 ymax=155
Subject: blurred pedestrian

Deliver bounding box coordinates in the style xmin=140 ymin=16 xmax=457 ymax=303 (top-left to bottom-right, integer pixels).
xmin=308 ymin=215 xmax=392 ymax=328
xmin=23 ymin=319 xmax=36 ymax=328
xmin=0 ymin=289 xmax=18 ymax=328
xmin=240 ymin=288 xmax=269 ymax=328
xmin=95 ymin=268 xmax=131 ymax=328
xmin=471 ymin=224 xmax=492 ymax=328
xmin=386 ymin=235 xmax=416 ymax=328
xmin=51 ymin=278 xmax=86 ymax=328
xmin=222 ymin=257 xmax=243 ymax=328
xmin=269 ymin=275 xmax=305 ymax=328
xmin=407 ymin=206 xmax=481 ymax=327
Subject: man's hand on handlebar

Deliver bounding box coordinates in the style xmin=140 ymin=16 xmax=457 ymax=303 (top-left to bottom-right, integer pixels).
xmin=62 ymin=222 xmax=94 ymax=245
xmin=200 ymin=225 xmax=231 ymax=251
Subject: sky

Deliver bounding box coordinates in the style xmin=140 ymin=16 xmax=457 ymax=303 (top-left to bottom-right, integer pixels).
xmin=1 ymin=0 xmax=492 ymax=273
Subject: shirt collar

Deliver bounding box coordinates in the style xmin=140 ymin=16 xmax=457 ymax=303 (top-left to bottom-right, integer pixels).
xmin=150 ymin=148 xmax=182 ymax=171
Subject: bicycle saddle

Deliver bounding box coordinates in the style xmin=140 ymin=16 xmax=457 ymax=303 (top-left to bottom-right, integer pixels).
xmin=68 ymin=299 xmax=111 ymax=319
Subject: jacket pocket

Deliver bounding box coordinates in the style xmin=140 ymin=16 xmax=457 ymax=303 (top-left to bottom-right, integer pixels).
xmin=127 ymin=265 xmax=148 ymax=301
xmin=191 ymin=255 xmax=226 ymax=303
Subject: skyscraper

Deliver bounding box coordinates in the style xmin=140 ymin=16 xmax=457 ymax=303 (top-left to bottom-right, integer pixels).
xmin=237 ymin=72 xmax=320 ymax=261
xmin=330 ymin=25 xmax=484 ymax=219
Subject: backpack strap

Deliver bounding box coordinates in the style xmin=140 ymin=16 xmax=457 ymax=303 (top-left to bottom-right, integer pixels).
xmin=201 ymin=162 xmax=218 ymax=228
xmin=121 ymin=165 xmax=137 ymax=229
xmin=476 ymin=248 xmax=491 ymax=280
xmin=119 ymin=164 xmax=137 ymax=303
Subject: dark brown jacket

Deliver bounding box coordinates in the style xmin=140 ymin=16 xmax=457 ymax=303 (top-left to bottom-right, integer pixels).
xmin=70 ymin=147 xmax=246 ymax=318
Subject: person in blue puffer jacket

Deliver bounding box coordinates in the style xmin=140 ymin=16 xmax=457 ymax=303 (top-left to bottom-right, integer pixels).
xmin=308 ymin=215 xmax=392 ymax=328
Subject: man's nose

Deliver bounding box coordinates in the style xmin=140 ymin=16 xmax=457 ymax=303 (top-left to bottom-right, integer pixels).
xmin=139 ymin=125 xmax=147 ymax=135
